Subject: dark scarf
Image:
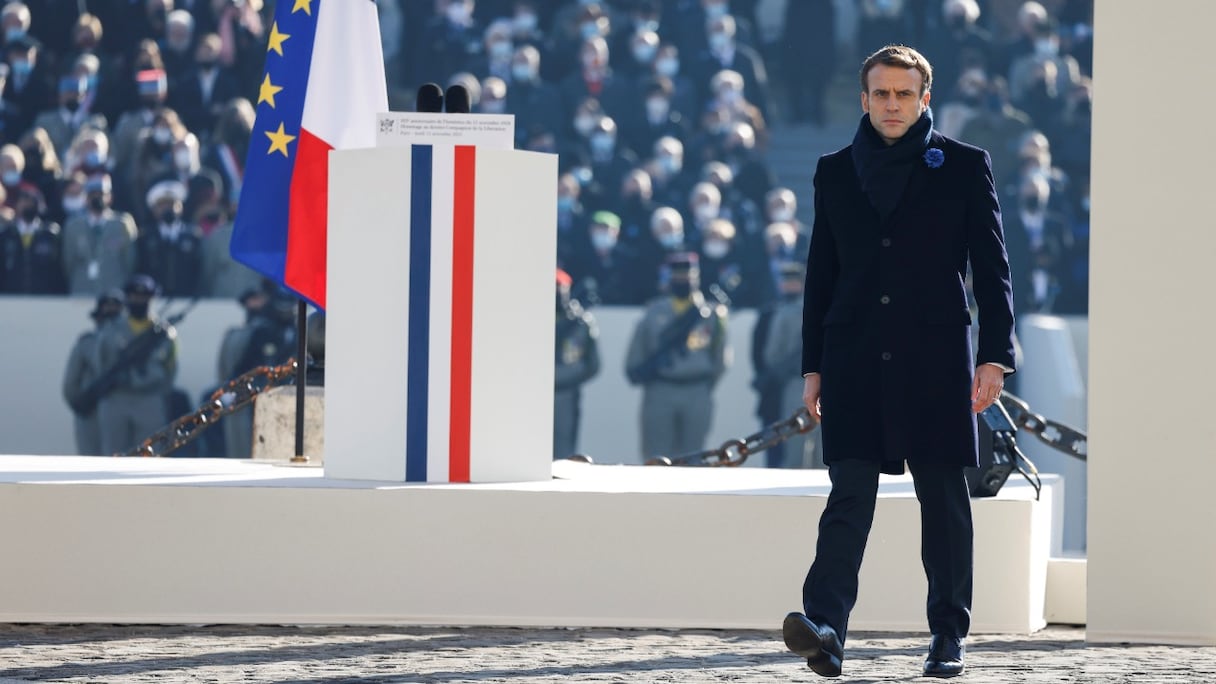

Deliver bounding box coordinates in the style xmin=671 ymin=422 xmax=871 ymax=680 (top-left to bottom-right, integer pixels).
xmin=850 ymin=107 xmax=934 ymax=220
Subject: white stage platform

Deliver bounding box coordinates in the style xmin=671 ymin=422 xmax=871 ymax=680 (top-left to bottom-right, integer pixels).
xmin=0 ymin=455 xmax=1058 ymax=633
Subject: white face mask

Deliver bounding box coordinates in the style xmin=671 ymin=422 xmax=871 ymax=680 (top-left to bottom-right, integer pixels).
xmin=512 ymin=63 xmax=535 ymax=81
xmin=513 ymin=13 xmax=537 ymax=32
xmin=646 ymin=98 xmax=669 ymax=122
xmin=591 ymin=231 xmax=617 ymax=251
xmin=693 ymin=203 xmax=717 ymax=221
xmin=632 ymin=43 xmax=657 ymax=63
xmin=63 ymin=194 xmax=85 ymax=213
xmin=708 ymin=31 xmax=731 ymax=51
xmin=574 ymin=115 xmax=596 ymax=137
xmin=703 ymin=239 xmax=729 ymax=259
xmin=1034 ymin=38 xmax=1057 ymax=57
xmin=173 ymin=149 xmax=192 ymax=169
xmin=658 ymin=231 xmax=683 ymax=248
xmin=152 ymin=126 xmax=172 ymax=145
xmin=770 ymin=206 xmax=794 ymax=222
xmin=447 ymin=3 xmax=470 ymax=23
xmin=655 ymin=57 xmax=679 ymax=77
xmin=490 ymin=40 xmax=513 ymax=59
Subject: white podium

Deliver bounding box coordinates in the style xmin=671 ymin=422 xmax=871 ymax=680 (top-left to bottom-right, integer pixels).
xmin=323 ymin=139 xmax=557 ymax=483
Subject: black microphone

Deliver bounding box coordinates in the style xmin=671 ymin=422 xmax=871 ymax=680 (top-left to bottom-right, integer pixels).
xmin=416 ymin=82 xmax=444 ymax=113
xmin=444 ymin=84 xmax=470 ymax=114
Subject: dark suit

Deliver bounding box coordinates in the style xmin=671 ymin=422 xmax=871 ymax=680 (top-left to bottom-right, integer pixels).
xmin=798 ymin=131 xmax=1016 ymax=643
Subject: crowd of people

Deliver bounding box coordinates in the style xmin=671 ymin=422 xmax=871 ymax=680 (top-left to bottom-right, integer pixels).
xmin=0 ymin=0 xmax=1092 ymax=460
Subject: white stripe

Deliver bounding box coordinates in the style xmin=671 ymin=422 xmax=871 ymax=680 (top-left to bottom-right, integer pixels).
xmin=426 ymin=145 xmax=455 ymax=483
xmin=301 ymin=0 xmax=388 ymax=147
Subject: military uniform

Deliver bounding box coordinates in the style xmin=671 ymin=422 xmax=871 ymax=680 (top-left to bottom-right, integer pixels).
xmin=554 ymin=296 xmax=600 ymax=459
xmin=94 ymin=277 xmax=178 ymax=454
xmin=762 ymin=291 xmax=823 ymax=468
xmin=217 ymin=292 xmax=295 ymax=458
xmin=625 ymin=254 xmax=730 ymax=458
xmin=61 ymin=206 xmax=139 ymax=295
xmin=62 ymin=327 xmax=102 ymax=454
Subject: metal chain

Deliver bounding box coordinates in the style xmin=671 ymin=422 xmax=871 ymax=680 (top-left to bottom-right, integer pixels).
xmin=124 ymin=360 xmax=300 ymax=458
xmin=644 ymin=407 xmax=820 ymax=467
xmin=998 ymin=391 xmax=1088 ymax=461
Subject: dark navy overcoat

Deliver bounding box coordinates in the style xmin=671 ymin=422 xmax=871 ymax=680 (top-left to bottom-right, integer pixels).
xmin=801 ymin=132 xmax=1016 ymax=473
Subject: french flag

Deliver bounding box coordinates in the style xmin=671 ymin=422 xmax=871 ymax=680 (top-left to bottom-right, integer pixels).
xmin=229 ymin=0 xmax=387 ymax=309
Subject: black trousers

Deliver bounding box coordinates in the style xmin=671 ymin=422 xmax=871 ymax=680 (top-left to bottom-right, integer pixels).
xmin=802 ymin=458 xmax=973 ymax=645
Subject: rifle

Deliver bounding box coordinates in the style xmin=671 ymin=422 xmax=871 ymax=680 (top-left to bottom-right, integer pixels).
xmin=68 ymin=298 xmax=197 ymax=417
xmin=626 ymin=285 xmax=728 ymax=385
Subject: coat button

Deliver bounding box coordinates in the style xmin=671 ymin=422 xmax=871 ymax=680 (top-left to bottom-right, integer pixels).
xmin=881 ymin=352 xmax=892 ymax=361
xmin=880 ymin=295 xmax=890 ymax=304
xmin=881 ymin=238 xmax=891 ymax=247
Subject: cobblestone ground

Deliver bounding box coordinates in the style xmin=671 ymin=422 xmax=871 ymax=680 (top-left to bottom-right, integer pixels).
xmin=2 ymin=624 xmax=1215 ymax=683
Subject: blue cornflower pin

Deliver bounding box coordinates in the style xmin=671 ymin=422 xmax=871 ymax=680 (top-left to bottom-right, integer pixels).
xmin=923 ymin=148 xmax=945 ymax=169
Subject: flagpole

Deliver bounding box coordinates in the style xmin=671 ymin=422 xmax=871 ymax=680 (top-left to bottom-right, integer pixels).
xmin=292 ymin=298 xmax=308 ymax=463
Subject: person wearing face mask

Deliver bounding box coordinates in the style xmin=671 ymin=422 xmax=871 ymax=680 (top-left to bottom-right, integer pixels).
xmin=585 ymin=116 xmax=637 ymax=206
xmin=646 ymin=135 xmax=693 ymax=210
xmin=699 ymin=217 xmax=752 ymax=304
xmin=476 ymin=76 xmax=508 ymax=114
xmin=1008 ymin=20 xmax=1081 ymax=104
xmin=111 ymin=66 xmax=169 ymax=184
xmin=136 ymin=180 xmax=203 ymax=298
xmin=632 ymin=206 xmax=686 ymax=302
xmin=509 ymin=0 xmax=545 ymax=50
xmin=470 ymin=19 xmax=515 ymax=83
xmin=504 ymin=45 xmax=563 ymax=147
xmin=649 ymin=43 xmax=698 ymax=121
xmin=1002 ymin=174 xmax=1066 ymax=315
xmin=625 ymin=251 xmax=730 ymax=459
xmin=0 ymin=183 xmax=65 ymax=293
xmin=93 ymin=273 xmax=178 ymax=455
xmin=58 ymin=176 xmax=87 ymax=223
xmin=169 ymin=33 xmax=240 ymax=136
xmin=62 ymin=289 xmax=125 ymax=455
xmin=39 ymin=84 xmax=105 ymax=162
xmin=570 ymin=210 xmax=638 ymax=306
xmin=61 ymin=175 xmax=137 ymax=295
xmin=721 ymin=121 xmax=774 ymax=210
xmin=620 ymin=28 xmax=660 ymax=78
xmin=3 ymin=38 xmax=49 ymax=133
xmin=553 ymin=268 xmax=601 ymax=460
xmin=686 ymin=181 xmax=722 ymax=246
xmin=0 ymin=143 xmax=24 ymax=198
xmin=159 ymin=10 xmax=197 ymax=82
xmin=927 ymin=0 xmax=991 ymax=109
xmin=411 ymin=0 xmax=482 ymax=91
xmin=0 ymin=3 xmax=35 ymax=51
xmin=693 ymin=14 xmax=771 ymax=121
xmin=560 ymin=35 xmax=633 ymax=129
xmin=621 ymin=76 xmax=687 ymax=158
xmin=130 ymin=108 xmax=186 ymax=224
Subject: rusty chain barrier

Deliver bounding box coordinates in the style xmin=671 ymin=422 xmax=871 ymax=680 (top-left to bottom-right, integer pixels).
xmin=124 ymin=360 xmax=299 ymax=458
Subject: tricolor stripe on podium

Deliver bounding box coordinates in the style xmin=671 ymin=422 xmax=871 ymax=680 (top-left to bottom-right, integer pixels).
xmin=405 ymin=145 xmax=478 ymax=483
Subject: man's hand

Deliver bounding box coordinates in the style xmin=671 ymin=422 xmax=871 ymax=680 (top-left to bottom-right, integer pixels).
xmin=803 ymin=373 xmax=822 ymax=420
xmin=972 ymin=363 xmax=1005 ymax=413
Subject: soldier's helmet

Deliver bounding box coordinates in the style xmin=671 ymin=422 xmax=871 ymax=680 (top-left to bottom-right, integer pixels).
xmin=123 ymin=273 xmax=159 ymax=298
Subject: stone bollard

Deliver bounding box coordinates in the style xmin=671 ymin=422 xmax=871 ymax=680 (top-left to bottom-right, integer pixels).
xmin=251 ymin=386 xmax=325 ymax=463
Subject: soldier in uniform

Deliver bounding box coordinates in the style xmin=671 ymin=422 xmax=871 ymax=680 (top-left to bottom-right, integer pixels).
xmin=625 ymin=252 xmax=730 ymax=459
xmin=761 ymin=260 xmax=822 ymax=468
xmin=95 ymin=274 xmax=178 ymax=454
xmin=61 ymin=289 xmax=124 ymax=455
xmin=553 ymin=269 xmax=600 ymax=460
xmin=217 ymin=283 xmax=296 ymax=458
xmin=60 ymin=175 xmax=138 ymax=296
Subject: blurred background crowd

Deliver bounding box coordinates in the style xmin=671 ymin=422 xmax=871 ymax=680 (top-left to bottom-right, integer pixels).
xmin=0 ymin=0 xmax=1092 ymax=463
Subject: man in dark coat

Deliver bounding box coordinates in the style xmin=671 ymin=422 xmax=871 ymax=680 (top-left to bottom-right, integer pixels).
xmin=781 ymin=45 xmax=1016 ymax=680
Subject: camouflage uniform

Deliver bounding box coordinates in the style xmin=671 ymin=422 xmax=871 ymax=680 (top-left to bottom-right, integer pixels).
xmin=554 ymin=298 xmax=600 ymax=459
xmin=762 ymin=292 xmax=823 ymax=468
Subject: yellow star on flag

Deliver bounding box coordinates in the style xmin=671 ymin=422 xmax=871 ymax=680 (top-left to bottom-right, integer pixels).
xmin=265 ymin=123 xmax=297 ymax=157
xmin=258 ymin=74 xmax=284 ymax=108
xmin=267 ymin=22 xmax=290 ymax=56
xmin=292 ymin=0 xmax=313 ymax=15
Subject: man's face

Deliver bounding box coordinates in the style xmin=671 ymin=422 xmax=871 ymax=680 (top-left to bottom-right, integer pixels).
xmin=861 ymin=64 xmax=931 ymax=145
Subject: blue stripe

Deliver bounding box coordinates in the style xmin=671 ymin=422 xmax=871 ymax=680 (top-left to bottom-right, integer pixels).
xmin=405 ymin=145 xmax=433 ymax=482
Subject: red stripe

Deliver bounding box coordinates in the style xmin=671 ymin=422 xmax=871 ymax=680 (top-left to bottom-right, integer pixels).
xmin=284 ymin=128 xmax=334 ymax=309
xmin=449 ymin=146 xmax=476 ymax=483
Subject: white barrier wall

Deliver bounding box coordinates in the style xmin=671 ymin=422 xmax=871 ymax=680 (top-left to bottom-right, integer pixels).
xmin=1090 ymin=0 xmax=1216 ymax=644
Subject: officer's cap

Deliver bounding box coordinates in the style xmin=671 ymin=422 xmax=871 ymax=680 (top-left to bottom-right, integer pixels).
xmin=145 ymin=179 xmax=187 ymax=208
xmin=590 ymin=210 xmax=620 ymax=229
xmin=123 ymin=273 xmax=159 ymax=296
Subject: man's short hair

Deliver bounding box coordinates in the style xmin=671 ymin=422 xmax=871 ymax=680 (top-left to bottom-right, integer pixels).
xmin=859 ymin=44 xmax=933 ymax=95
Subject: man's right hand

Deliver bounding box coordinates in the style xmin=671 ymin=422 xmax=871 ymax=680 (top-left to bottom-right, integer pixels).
xmin=802 ymin=373 xmax=822 ymax=420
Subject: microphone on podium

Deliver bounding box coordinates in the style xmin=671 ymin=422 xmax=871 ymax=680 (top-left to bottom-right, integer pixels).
xmin=444 ymin=84 xmax=471 ymax=114
xmin=416 ymin=83 xmax=444 ymax=113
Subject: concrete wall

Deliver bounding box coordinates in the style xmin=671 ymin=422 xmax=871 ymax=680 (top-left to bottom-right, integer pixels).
xmin=1089 ymin=0 xmax=1216 ymax=644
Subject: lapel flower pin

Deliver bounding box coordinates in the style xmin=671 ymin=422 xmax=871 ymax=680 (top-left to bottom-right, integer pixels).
xmin=923 ymin=147 xmax=945 ymax=169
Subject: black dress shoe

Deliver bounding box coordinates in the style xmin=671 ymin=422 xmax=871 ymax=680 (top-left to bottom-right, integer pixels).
xmin=782 ymin=612 xmax=843 ymax=678
xmin=923 ymin=634 xmax=965 ymax=678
